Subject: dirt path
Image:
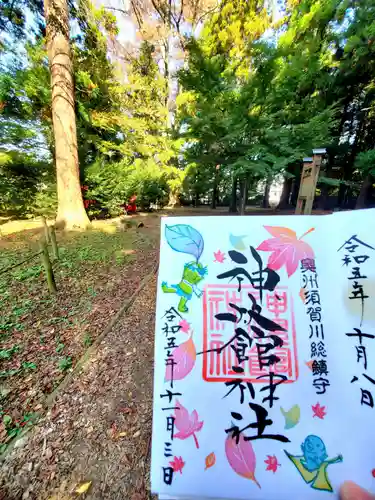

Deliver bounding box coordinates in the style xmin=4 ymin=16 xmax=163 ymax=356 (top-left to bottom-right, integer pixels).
xmin=0 ymin=274 xmax=157 ymax=500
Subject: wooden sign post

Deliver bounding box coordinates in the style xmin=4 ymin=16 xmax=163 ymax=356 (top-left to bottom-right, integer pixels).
xmin=295 ymin=148 xmax=326 ymax=215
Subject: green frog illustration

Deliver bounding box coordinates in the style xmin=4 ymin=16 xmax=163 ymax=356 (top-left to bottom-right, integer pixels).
xmin=162 ymin=261 xmax=207 ymax=313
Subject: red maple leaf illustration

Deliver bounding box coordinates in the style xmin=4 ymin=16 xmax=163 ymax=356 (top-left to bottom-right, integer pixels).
xmin=264 ymin=455 xmax=280 ymax=473
xmin=169 ymin=456 xmax=185 ymax=474
xmin=178 ymin=319 xmax=190 ymax=333
xmin=257 ymin=226 xmax=315 ymax=277
xmin=213 ymin=250 xmax=226 ymax=263
xmin=312 ymin=402 xmax=327 ymax=419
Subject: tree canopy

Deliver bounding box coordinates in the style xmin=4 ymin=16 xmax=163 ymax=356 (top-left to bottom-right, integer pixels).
xmin=1 ymin=0 xmax=375 ymax=219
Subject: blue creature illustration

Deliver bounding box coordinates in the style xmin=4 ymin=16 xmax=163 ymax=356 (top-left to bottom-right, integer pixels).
xmin=284 ymin=435 xmax=343 ymax=492
xmin=162 ymin=224 xmax=207 ymax=313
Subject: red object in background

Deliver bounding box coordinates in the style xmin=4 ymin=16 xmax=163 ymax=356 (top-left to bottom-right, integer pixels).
xmin=83 ymin=199 xmax=95 ymax=209
xmin=81 ymin=185 xmax=96 ymax=210
xmin=121 ymin=195 xmax=137 ymax=215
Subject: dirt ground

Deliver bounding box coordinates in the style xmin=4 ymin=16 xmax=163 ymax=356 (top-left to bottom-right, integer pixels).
xmin=0 ymin=213 xmax=162 ymax=499
xmin=0 ymin=215 xmax=160 ymax=452
xmin=0 ymin=273 xmax=157 ymax=500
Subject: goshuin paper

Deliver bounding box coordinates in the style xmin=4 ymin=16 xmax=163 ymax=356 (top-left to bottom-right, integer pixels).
xmin=151 ymin=210 xmax=375 ymax=500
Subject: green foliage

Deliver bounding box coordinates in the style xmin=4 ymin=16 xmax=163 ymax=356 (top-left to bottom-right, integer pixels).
xmin=0 ymin=345 xmax=20 ymax=359
xmin=29 ymin=182 xmax=58 ymax=216
xmin=355 ymin=150 xmax=375 ymax=177
xmin=12 ymin=264 xmax=43 ymax=281
xmin=2 ymin=415 xmax=12 ymax=427
xmin=83 ymin=333 xmax=92 ymax=347
xmin=56 ymin=342 xmax=65 ymax=354
xmin=177 ymin=0 xmax=375 ymax=208
xmin=86 ymin=157 xmax=171 ymax=212
xmin=58 ymin=356 xmax=72 ymax=371
xmin=22 ymin=361 xmax=36 ymax=370
xmin=1 ymin=1 xmax=181 ymax=216
xmin=0 ymin=149 xmax=53 ymax=216
xmin=0 ymin=411 xmax=38 ymax=450
xmin=201 ymin=0 xmax=271 ymax=77
xmin=0 ymin=0 xmax=43 ymax=37
xmin=124 ymin=159 xmax=170 ymax=210
xmin=2 ymin=0 xmax=375 ymax=214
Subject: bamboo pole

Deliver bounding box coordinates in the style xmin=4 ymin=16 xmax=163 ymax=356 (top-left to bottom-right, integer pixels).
xmin=39 ymin=239 xmax=57 ymax=293
xmin=41 ymin=216 xmax=50 ymax=243
xmin=49 ymin=225 xmax=59 ymax=260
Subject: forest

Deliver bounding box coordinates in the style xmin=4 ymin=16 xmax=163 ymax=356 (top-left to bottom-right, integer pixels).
xmin=1 ymin=0 xmax=375 ymax=229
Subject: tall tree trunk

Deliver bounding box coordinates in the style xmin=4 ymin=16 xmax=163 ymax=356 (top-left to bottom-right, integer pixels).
xmin=318 ymin=184 xmax=329 ymax=210
xmin=318 ymin=155 xmax=332 ymax=210
xmin=168 ymin=191 xmax=180 ymax=208
xmin=262 ymin=178 xmax=271 ymax=208
xmin=337 ymin=181 xmax=347 ymax=208
xmin=211 ymin=186 xmax=217 ymax=209
xmin=194 ymin=192 xmax=199 ymax=208
xmin=239 ymin=176 xmax=248 ymax=215
xmin=277 ymin=176 xmax=292 ymax=209
xmin=355 ymin=174 xmax=373 ymax=209
xmin=229 ymin=175 xmax=238 ymax=213
xmin=342 ymin=101 xmax=369 ymax=209
xmin=290 ymin=176 xmax=300 ymax=206
xmin=44 ymin=0 xmax=89 ymax=229
xmin=211 ymin=166 xmax=219 ymax=209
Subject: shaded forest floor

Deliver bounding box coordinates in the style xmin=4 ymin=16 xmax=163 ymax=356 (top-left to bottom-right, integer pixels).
xmin=0 ymin=275 xmax=158 ymax=500
xmin=0 ymin=206 xmax=330 ymax=499
xmin=0 ymin=216 xmax=159 ymax=453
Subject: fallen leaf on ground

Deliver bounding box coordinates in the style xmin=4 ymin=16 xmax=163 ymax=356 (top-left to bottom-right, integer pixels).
xmin=119 ymin=407 xmax=134 ymax=414
xmin=131 ymin=493 xmax=145 ymax=500
xmin=75 ymin=481 xmax=92 ymax=495
xmin=110 ymin=421 xmax=117 ymax=439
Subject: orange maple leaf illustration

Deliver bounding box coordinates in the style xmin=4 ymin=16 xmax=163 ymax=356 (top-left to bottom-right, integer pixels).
xmin=205 ymin=452 xmax=216 ymax=470
xmin=305 ymin=360 xmax=314 ymax=370
xmin=257 ymin=226 xmax=315 ymax=277
xmin=312 ymin=402 xmax=327 ymax=419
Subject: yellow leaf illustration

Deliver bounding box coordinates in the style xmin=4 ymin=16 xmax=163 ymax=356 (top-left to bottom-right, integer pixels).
xmin=75 ymin=481 xmax=92 ymax=495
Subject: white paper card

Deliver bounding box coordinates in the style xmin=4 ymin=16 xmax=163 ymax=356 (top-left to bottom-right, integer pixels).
xmin=151 ymin=210 xmax=375 ymax=500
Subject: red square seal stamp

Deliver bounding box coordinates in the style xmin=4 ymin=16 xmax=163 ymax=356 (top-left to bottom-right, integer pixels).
xmin=202 ymin=284 xmax=298 ymax=383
